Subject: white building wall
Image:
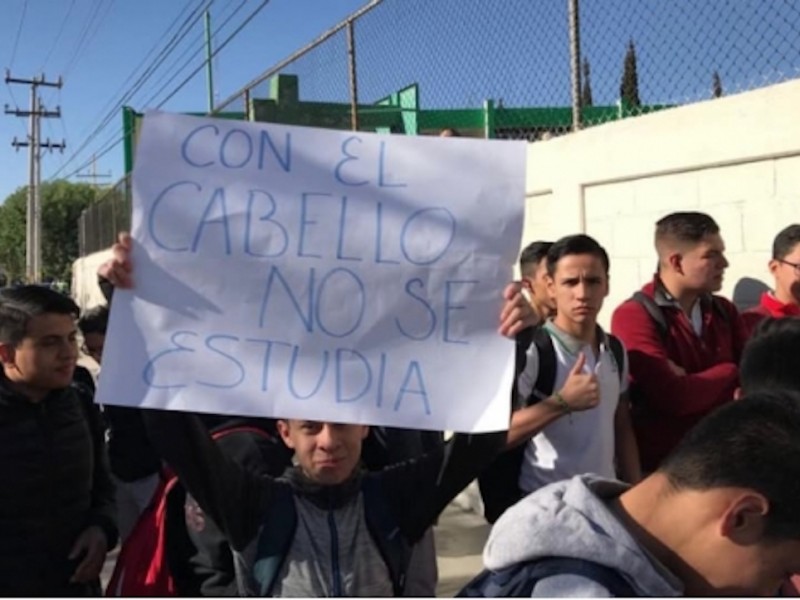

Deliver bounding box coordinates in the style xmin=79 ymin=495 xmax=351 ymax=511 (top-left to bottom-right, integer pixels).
xmin=523 ymin=78 xmax=800 ymax=328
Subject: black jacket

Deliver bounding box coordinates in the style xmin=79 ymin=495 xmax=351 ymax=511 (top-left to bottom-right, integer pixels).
xmin=0 ymin=376 xmax=117 ymax=596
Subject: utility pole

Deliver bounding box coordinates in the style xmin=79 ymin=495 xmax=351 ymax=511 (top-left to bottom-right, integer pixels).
xmin=5 ymin=71 xmax=64 ymax=283
xmin=76 ymin=154 xmax=112 ymax=188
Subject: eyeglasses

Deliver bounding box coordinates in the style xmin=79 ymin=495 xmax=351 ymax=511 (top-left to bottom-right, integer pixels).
xmin=778 ymin=259 xmax=800 ymax=277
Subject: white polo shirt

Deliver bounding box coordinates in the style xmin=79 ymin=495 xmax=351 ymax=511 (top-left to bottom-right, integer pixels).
xmin=516 ymin=320 xmax=629 ymax=493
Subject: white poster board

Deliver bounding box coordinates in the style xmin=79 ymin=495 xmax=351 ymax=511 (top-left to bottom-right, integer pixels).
xmin=96 ymin=112 xmax=525 ymax=432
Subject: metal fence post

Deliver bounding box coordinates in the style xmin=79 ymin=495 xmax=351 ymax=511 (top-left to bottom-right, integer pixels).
xmin=347 ymin=19 xmax=359 ymax=131
xmin=568 ymin=0 xmax=582 ymax=131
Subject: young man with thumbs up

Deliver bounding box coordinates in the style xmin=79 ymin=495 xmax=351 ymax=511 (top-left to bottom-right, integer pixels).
xmin=513 ymin=234 xmax=641 ymax=494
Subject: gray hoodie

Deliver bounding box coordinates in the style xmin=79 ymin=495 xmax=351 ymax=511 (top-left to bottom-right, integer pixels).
xmin=482 ymin=475 xmax=684 ymax=597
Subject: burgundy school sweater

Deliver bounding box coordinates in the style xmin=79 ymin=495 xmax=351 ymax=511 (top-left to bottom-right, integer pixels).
xmin=611 ymin=279 xmax=747 ymax=471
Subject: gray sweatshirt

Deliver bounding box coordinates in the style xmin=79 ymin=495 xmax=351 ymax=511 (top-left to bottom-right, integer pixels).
xmin=482 ymin=475 xmax=684 ymax=597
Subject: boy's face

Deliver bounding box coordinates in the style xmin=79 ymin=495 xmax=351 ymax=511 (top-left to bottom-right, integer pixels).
xmin=0 ymin=313 xmax=79 ymax=399
xmin=277 ymin=420 xmax=368 ymax=485
xmin=547 ymin=253 xmax=609 ymax=327
xmin=770 ymin=241 xmax=800 ymax=305
xmin=677 ymin=233 xmax=728 ymax=294
xmin=529 ymin=259 xmax=555 ymax=314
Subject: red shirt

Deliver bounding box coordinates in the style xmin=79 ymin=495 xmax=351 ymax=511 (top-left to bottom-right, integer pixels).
xmin=742 ymin=292 xmax=800 ymax=338
xmin=611 ymin=278 xmax=747 ymax=471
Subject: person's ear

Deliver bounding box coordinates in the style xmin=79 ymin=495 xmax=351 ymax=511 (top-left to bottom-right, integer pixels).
xmin=768 ymin=259 xmax=780 ymax=278
xmin=669 ymin=252 xmax=684 ymax=275
xmin=0 ymin=343 xmax=15 ymax=366
xmin=719 ymin=492 xmax=769 ymax=544
xmin=276 ymin=420 xmax=296 ymax=450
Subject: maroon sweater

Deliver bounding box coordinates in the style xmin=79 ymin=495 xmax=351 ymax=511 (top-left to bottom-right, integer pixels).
xmin=611 ymin=279 xmax=747 ymax=471
xmin=742 ymin=292 xmax=800 ymax=338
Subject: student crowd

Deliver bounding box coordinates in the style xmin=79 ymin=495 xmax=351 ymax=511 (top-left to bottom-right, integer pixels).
xmin=1 ymin=211 xmax=800 ymax=597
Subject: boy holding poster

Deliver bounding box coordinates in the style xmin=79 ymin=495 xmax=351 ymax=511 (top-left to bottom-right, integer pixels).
xmin=99 ymin=233 xmax=548 ymax=597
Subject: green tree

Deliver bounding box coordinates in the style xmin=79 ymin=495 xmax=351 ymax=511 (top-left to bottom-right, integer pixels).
xmin=581 ymin=58 xmax=593 ymax=107
xmin=712 ymin=71 xmax=723 ymax=98
xmin=620 ymin=40 xmax=641 ymax=108
xmin=0 ymin=180 xmax=98 ymax=283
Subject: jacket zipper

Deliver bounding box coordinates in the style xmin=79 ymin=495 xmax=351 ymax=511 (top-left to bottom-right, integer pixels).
xmin=327 ymin=505 xmax=342 ymax=596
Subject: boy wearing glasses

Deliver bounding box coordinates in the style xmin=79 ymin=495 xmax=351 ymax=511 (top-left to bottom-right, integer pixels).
xmin=742 ymin=224 xmax=800 ymax=336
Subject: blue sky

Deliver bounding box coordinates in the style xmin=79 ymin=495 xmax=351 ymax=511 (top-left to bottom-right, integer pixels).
xmin=0 ymin=0 xmax=368 ymax=202
xmin=3 ymin=0 xmax=800 ymax=204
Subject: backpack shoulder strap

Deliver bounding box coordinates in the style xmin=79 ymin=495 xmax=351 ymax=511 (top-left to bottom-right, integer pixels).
xmin=710 ymin=295 xmax=731 ymax=325
xmin=361 ymin=474 xmax=412 ymax=596
xmin=457 ymin=557 xmax=637 ymax=598
xmin=631 ymin=291 xmax=668 ymax=342
xmin=606 ymin=333 xmax=626 ymax=387
xmin=252 ymin=482 xmax=297 ymax=596
xmin=210 ymin=425 xmax=272 ymax=442
xmin=527 ymin=557 xmax=636 ymax=597
xmin=530 ymin=326 xmax=557 ymax=402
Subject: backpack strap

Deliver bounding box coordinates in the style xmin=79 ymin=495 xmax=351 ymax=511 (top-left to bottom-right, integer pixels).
xmin=210 ymin=426 xmax=272 ymax=442
xmin=606 ymin=333 xmax=625 ymax=387
xmin=252 ymin=483 xmax=297 ymax=596
xmin=526 ymin=557 xmax=636 ymax=597
xmin=511 ymin=326 xmax=535 ymax=409
xmin=457 ymin=556 xmax=636 ymax=598
xmin=526 ymin=326 xmax=557 ymax=405
xmin=361 ymin=474 xmax=412 ymax=596
xmin=710 ymin=295 xmax=731 ymax=325
xmin=631 ymin=291 xmax=668 ymax=342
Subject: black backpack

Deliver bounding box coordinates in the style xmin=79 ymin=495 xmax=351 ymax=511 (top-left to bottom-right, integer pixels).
xmin=477 ymin=326 xmax=625 ymax=524
xmin=456 ymin=556 xmax=636 ymax=597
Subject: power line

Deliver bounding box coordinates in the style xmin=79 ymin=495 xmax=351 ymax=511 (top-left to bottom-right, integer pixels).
xmin=72 ymin=0 xmax=198 ymax=140
xmin=49 ymin=0 xmax=213 ymax=180
xmin=52 ymin=0 xmax=271 ymax=183
xmin=62 ymin=0 xmax=114 ymax=80
xmin=157 ymin=0 xmax=272 ymax=109
xmin=8 ymin=0 xmax=29 ymax=68
xmin=140 ymin=0 xmax=248 ymax=109
xmin=40 ymin=0 xmax=77 ymax=72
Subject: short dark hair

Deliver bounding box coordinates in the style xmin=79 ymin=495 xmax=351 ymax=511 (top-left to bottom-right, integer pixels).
xmin=519 ymin=241 xmax=553 ymax=276
xmin=655 ymin=211 xmax=720 ymax=247
xmin=546 ymin=234 xmax=609 ymax=277
xmin=659 ymin=391 xmax=800 ymax=540
xmin=772 ymin=224 xmax=800 ymax=260
xmin=740 ymin=317 xmax=800 ymax=395
xmin=0 ymin=285 xmax=79 ymax=345
xmin=78 ymin=305 xmax=109 ymax=337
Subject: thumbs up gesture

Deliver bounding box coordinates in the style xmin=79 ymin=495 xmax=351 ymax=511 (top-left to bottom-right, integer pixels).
xmin=557 ymin=352 xmax=600 ymax=412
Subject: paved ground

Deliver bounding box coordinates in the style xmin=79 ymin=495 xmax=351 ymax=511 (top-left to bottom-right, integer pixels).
xmin=101 ymin=501 xmax=490 ymax=597
xmin=435 ymin=503 xmax=491 ymax=597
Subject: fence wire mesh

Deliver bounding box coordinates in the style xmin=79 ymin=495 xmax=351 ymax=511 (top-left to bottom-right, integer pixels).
xmin=79 ymin=0 xmax=800 ymax=255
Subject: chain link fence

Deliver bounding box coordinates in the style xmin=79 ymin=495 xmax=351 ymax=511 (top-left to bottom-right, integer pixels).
xmin=78 ymin=0 xmax=800 ymax=255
